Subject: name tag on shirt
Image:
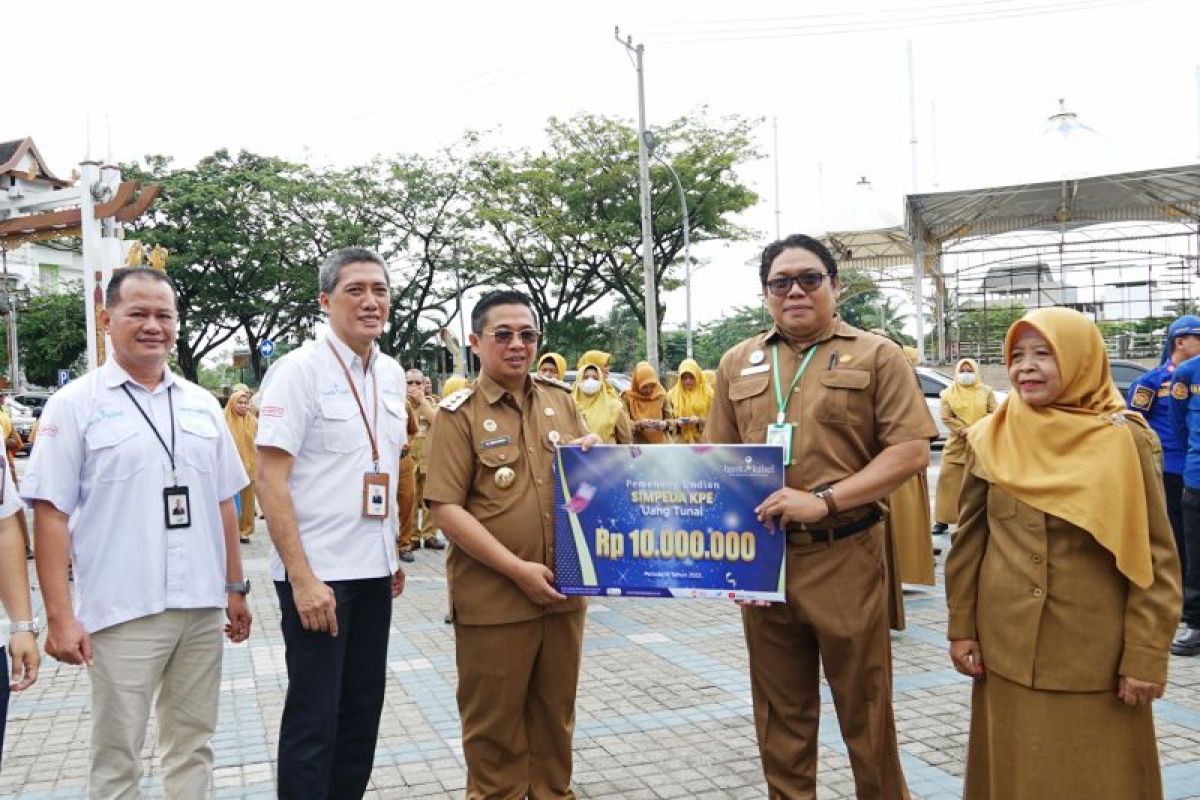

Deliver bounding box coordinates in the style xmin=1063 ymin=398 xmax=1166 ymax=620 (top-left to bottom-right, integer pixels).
xmin=740 ymin=364 xmax=770 ymax=377
xmin=164 ymin=486 xmax=192 ymax=529
xmin=362 ymin=472 xmax=390 ymax=519
xmin=766 ymin=423 xmax=795 ymax=464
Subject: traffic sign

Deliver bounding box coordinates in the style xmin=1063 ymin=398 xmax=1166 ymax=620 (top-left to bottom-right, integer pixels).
xmin=57 ymin=369 xmax=70 ymax=387
xmin=258 ymin=339 xmax=275 ymax=359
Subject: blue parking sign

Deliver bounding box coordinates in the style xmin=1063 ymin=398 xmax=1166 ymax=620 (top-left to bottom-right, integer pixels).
xmin=57 ymin=369 xmax=70 ymax=387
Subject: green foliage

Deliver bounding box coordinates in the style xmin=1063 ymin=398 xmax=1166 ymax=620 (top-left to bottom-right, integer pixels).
xmin=0 ymin=282 xmax=86 ymax=387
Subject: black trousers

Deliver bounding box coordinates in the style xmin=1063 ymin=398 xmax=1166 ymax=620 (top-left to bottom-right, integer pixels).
xmin=0 ymin=646 xmax=8 ymax=770
xmin=1165 ymin=473 xmax=1186 ymax=586
xmin=275 ymin=577 xmax=392 ymax=800
xmin=1180 ymin=487 xmax=1200 ymax=628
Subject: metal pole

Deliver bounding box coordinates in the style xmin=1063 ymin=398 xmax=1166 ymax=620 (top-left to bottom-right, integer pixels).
xmin=907 ymin=40 xmax=925 ymax=363
xmin=772 ymin=116 xmax=782 ymax=240
xmin=616 ymin=28 xmax=660 ymax=369
xmin=0 ymin=249 xmax=16 ymax=391
xmin=654 ymin=155 xmax=691 ymax=359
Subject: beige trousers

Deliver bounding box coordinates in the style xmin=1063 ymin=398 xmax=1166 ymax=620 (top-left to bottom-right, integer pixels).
xmin=89 ymin=608 xmax=223 ymax=800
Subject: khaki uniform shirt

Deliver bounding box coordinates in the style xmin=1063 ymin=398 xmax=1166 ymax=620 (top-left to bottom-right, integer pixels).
xmin=705 ymin=317 xmax=937 ymax=526
xmin=423 ymin=372 xmax=588 ymax=625
xmin=946 ymin=422 xmax=1181 ymax=690
xmin=408 ymin=396 xmax=438 ymax=470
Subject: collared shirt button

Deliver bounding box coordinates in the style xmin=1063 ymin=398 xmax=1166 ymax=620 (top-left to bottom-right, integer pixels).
xmin=1031 ymin=553 xmax=1043 ymax=564
xmin=1031 ymin=586 xmax=1044 ymax=597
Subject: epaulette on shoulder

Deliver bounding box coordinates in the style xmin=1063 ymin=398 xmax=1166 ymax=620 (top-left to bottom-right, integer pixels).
xmin=439 ymin=388 xmax=474 ymax=412
xmin=533 ymin=373 xmax=571 ymax=392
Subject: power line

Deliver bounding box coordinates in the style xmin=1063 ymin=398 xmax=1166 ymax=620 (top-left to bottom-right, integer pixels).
xmin=640 ymin=0 xmax=1147 ymax=44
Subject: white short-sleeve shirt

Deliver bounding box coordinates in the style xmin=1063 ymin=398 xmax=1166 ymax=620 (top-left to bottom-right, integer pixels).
xmin=21 ymin=360 xmax=248 ymax=634
xmin=256 ymin=333 xmax=406 ymax=582
xmin=0 ymin=457 xmax=25 ymax=628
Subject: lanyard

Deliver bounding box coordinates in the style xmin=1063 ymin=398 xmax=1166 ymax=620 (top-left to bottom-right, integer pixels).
xmin=121 ymin=383 xmax=177 ymax=483
xmin=772 ymin=344 xmax=817 ymax=425
xmin=327 ymin=341 xmax=381 ymax=471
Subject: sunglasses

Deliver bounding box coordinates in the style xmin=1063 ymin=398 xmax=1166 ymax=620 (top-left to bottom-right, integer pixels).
xmin=764 ymin=273 xmax=830 ymax=297
xmin=482 ymin=328 xmax=541 ymax=345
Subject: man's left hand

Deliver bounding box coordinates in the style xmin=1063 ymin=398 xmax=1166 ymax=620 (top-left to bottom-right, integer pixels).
xmin=755 ymin=488 xmax=827 ymax=530
xmin=391 ymin=568 xmax=406 ymax=598
xmin=223 ymin=595 xmax=252 ymax=643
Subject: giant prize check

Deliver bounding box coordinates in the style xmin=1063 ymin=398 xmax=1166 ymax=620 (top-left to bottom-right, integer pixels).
xmin=553 ymin=444 xmax=786 ymax=601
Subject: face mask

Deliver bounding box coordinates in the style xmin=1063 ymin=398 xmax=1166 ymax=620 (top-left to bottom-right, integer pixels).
xmin=957 ymin=372 xmax=977 ymax=386
xmin=579 ymin=378 xmax=603 ymax=396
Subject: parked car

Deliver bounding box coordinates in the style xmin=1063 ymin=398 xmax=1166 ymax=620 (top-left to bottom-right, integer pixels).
xmin=1108 ymin=359 xmax=1150 ymax=399
xmin=12 ymin=392 xmax=51 ymax=418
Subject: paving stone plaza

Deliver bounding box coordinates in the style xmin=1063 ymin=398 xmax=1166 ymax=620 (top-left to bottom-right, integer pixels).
xmin=2 ymin=454 xmax=1199 ymax=799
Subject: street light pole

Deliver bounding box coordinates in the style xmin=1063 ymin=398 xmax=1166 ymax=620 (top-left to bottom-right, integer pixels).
xmin=615 ymin=27 xmax=659 ymax=369
xmin=651 ymin=152 xmax=691 ymax=359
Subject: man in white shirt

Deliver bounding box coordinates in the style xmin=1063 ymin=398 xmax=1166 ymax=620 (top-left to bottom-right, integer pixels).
xmin=0 ymin=452 xmax=39 ymax=770
xmin=24 ymin=266 xmax=252 ymax=799
xmin=256 ymin=247 xmax=407 ymax=799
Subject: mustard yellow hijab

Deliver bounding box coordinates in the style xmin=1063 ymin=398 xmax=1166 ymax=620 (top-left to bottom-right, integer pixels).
xmin=967 ymin=307 xmax=1153 ymax=588
xmin=624 ymin=361 xmax=666 ymax=420
xmin=940 ymin=358 xmax=992 ymax=425
xmin=537 ymin=352 xmax=567 ymax=381
xmin=441 ymin=375 xmax=470 ymax=396
xmin=573 ymin=353 xmax=624 ymax=442
xmin=703 ymin=369 xmax=717 ymax=391
xmin=667 ymin=359 xmax=713 ymax=419
xmin=223 ymin=389 xmax=258 ymax=473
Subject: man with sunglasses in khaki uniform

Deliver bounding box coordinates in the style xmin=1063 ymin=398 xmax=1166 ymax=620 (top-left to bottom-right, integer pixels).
xmin=706 ymin=234 xmax=936 ymax=799
xmin=425 ymin=289 xmax=599 ymax=799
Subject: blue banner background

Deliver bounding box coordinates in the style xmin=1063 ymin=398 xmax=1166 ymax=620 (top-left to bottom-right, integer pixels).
xmin=554 ymin=444 xmax=786 ymax=601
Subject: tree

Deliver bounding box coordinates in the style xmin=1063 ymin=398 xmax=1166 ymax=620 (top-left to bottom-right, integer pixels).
xmin=472 ymin=112 xmax=760 ymax=365
xmin=836 ymin=269 xmax=885 ymax=329
xmin=689 ymin=305 xmax=770 ymax=368
xmin=125 ymin=150 xmax=333 ymax=382
xmin=0 ymin=282 xmax=86 ymax=387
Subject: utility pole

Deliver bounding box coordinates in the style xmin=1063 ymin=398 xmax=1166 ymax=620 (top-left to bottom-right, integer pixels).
xmin=615 ymin=27 xmax=659 ymax=369
xmin=651 ymin=149 xmax=691 ymax=359
xmin=0 ymin=249 xmax=18 ymax=392
xmin=772 ymin=117 xmax=782 ymax=240
xmin=907 ymin=38 xmax=927 ymax=364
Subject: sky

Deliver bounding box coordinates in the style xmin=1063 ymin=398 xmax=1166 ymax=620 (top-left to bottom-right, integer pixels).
xmin=14 ymin=0 xmax=1200 ymax=333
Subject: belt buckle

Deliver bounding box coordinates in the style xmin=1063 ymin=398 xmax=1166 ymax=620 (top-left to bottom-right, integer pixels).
xmin=786 ymin=528 xmax=814 ymax=547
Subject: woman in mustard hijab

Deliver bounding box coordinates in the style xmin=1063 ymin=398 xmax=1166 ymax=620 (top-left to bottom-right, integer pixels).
xmin=945 ymin=308 xmax=1180 ymax=800
xmin=666 ymin=358 xmax=713 ymax=444
xmin=223 ymin=386 xmax=259 ymax=544
xmin=573 ymin=351 xmax=632 ymax=443
xmin=537 ymin=352 xmax=567 ymax=382
xmin=622 ymin=362 xmax=674 ymax=445
xmin=932 ymin=358 xmax=998 ymax=536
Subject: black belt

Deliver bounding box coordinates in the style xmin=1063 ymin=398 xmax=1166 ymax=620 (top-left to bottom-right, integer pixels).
xmin=785 ymin=509 xmax=882 ymax=546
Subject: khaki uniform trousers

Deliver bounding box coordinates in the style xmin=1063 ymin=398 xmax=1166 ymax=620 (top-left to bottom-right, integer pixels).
xmin=414 ymin=467 xmax=437 ymax=542
xmin=741 ymin=524 xmax=910 ymax=800
xmin=236 ymin=483 xmax=256 ymax=539
xmin=88 ymin=608 xmax=223 ymax=800
xmin=455 ymin=610 xmax=585 ymax=799
xmin=397 ymin=454 xmax=417 ymax=551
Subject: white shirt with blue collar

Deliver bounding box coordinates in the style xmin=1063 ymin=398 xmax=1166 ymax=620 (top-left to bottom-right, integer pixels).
xmin=21 ymin=359 xmax=248 ymax=634
xmin=255 ymin=332 xmax=406 ymax=582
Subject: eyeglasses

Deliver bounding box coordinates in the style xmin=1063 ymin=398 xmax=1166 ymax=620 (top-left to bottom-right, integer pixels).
xmin=482 ymin=328 xmax=541 ymax=345
xmin=405 ymin=380 xmax=424 ymax=385
xmin=764 ymin=273 xmax=831 ymax=297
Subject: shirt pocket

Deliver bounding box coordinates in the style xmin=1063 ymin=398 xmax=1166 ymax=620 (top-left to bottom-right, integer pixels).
xmin=474 ymin=440 xmax=525 ymax=509
xmin=84 ymin=424 xmax=144 ymax=482
xmin=381 ymin=397 xmax=407 ymax=445
xmin=728 ymin=374 xmax=771 ymax=441
xmin=178 ymin=412 xmax=219 ymax=474
xmin=318 ymin=395 xmax=362 ymax=454
xmin=816 ymin=369 xmax=871 ymax=425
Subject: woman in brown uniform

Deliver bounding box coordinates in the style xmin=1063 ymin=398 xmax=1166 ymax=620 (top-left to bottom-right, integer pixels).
xmin=932 ymin=358 xmax=997 ymax=536
xmin=622 ymin=361 xmax=674 ymax=445
xmin=946 ymin=307 xmax=1181 ymax=800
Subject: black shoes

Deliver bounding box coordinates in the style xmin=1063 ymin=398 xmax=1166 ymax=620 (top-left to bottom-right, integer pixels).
xmin=931 ymin=523 xmax=949 ymax=537
xmin=423 ymin=536 xmax=446 ymax=550
xmin=1172 ymin=627 xmax=1200 ymax=657
xmin=399 ymin=549 xmax=416 ymax=563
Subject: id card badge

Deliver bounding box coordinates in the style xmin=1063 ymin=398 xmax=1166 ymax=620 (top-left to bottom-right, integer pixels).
xmin=362 ymin=472 xmax=391 ymax=519
xmin=164 ymin=485 xmax=192 ymax=529
xmin=765 ymin=423 xmax=795 ymax=464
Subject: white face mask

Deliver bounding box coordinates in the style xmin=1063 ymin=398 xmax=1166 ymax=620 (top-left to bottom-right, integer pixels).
xmin=579 ymin=378 xmax=603 ymax=396
xmin=957 ymin=372 xmax=977 ymax=386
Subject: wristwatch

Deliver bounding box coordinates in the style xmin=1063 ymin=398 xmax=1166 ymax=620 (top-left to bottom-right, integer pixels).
xmin=9 ymin=620 xmax=39 ymax=637
xmin=225 ymin=580 xmax=251 ymax=595
xmin=813 ymin=485 xmax=839 ymax=516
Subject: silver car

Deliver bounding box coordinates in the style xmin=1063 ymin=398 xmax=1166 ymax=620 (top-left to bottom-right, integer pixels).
xmin=915 ymin=367 xmax=1008 ymax=447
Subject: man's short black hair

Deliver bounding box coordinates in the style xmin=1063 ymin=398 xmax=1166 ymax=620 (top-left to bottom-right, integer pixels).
xmin=470 ymin=290 xmax=536 ymax=333
xmin=759 ymin=234 xmax=838 ymax=286
xmin=105 ymin=267 xmax=179 ymax=309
